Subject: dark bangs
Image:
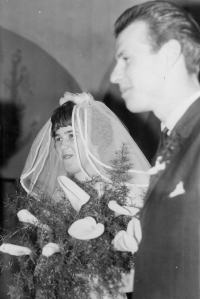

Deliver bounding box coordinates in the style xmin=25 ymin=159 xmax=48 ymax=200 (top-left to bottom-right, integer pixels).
xmin=51 ymin=101 xmax=75 ymax=137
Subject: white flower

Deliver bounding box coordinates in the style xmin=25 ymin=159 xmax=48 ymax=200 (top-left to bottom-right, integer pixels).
xmin=17 ymin=209 xmax=51 ymax=231
xmin=42 ymin=242 xmax=60 ymax=257
xmin=59 ymin=92 xmax=94 ymax=106
xmin=58 ymin=176 xmax=90 ymax=212
xmin=112 ymin=231 xmax=138 ymax=254
xmin=0 ymin=243 xmax=31 ymax=256
xmin=17 ymin=209 xmax=39 ymax=225
xmin=112 ymin=218 xmax=142 ymax=254
xmin=169 ymin=181 xmax=185 ymax=198
xmin=147 ymin=156 xmax=166 ymax=175
xmin=68 ymin=216 xmax=105 ymax=240
xmin=108 ymin=200 xmax=140 ymax=217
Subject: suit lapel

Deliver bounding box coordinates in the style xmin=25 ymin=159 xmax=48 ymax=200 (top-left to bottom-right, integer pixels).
xmin=144 ymin=97 xmax=200 ymax=204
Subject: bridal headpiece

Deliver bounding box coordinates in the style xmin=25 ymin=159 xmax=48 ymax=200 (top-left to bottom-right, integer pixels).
xmin=59 ymin=92 xmax=94 ymax=106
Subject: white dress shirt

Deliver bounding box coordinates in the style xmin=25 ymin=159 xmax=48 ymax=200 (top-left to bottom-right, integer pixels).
xmin=161 ymin=90 xmax=200 ymax=135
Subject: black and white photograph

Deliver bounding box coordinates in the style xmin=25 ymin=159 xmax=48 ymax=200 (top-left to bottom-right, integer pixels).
xmin=0 ymin=0 xmax=200 ymax=298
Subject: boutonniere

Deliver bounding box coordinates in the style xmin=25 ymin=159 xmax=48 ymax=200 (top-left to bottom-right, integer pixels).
xmin=148 ymin=130 xmax=182 ymax=177
xmin=149 ymin=130 xmax=182 ymax=176
xmin=159 ymin=130 xmax=182 ymax=164
xmin=147 ymin=156 xmax=166 ymax=175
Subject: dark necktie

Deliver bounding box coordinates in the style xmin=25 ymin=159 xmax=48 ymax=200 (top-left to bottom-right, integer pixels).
xmin=160 ymin=127 xmax=169 ymax=148
xmin=152 ymin=127 xmax=169 ymax=165
xmin=157 ymin=127 xmax=169 ymax=154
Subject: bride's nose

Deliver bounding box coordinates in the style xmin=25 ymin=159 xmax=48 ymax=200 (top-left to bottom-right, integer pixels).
xmin=60 ymin=139 xmax=72 ymax=150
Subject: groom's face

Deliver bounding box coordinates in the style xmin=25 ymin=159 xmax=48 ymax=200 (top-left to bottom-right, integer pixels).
xmin=110 ymin=21 xmax=165 ymax=113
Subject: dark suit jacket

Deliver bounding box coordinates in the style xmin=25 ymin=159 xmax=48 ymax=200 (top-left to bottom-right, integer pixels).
xmin=133 ymin=98 xmax=200 ymax=299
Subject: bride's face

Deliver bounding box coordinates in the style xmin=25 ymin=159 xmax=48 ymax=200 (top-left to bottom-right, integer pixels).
xmin=54 ymin=125 xmax=93 ymax=180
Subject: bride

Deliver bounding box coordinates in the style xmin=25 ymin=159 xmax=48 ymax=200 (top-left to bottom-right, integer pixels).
xmin=19 ymin=92 xmax=150 ymax=299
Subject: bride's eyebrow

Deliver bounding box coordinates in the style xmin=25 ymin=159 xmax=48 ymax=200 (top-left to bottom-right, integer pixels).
xmin=65 ymin=130 xmax=79 ymax=136
xmin=54 ymin=129 xmax=78 ymax=138
xmin=54 ymin=132 xmax=61 ymax=138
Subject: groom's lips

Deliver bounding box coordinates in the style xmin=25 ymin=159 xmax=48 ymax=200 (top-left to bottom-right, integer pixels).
xmin=121 ymin=87 xmax=131 ymax=95
xmin=119 ymin=86 xmax=131 ymax=98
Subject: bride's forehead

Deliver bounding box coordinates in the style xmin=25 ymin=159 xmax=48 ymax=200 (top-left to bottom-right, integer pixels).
xmin=56 ymin=126 xmax=73 ymax=134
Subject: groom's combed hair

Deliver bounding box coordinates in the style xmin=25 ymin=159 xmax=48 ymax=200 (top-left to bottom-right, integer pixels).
xmin=51 ymin=101 xmax=75 ymax=137
xmin=114 ymin=1 xmax=200 ymax=75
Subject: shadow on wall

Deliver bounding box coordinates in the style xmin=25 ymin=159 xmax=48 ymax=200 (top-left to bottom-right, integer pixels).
xmin=0 ymin=50 xmax=29 ymax=169
xmin=0 ymin=26 xmax=81 ymax=179
xmin=0 ymin=27 xmax=81 ymax=299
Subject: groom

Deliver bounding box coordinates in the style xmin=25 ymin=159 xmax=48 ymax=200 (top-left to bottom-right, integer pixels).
xmin=110 ymin=1 xmax=200 ymax=299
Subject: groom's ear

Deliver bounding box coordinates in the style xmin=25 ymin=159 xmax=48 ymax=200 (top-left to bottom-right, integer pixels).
xmin=160 ymin=39 xmax=182 ymax=70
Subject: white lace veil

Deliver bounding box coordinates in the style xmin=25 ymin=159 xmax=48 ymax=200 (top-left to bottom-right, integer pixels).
xmin=20 ymin=93 xmax=150 ymax=199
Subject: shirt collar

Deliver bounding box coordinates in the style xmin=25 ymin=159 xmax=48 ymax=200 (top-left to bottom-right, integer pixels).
xmin=161 ymin=90 xmax=200 ymax=134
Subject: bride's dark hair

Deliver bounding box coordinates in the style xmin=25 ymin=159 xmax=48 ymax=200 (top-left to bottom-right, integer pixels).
xmin=51 ymin=101 xmax=76 ymax=137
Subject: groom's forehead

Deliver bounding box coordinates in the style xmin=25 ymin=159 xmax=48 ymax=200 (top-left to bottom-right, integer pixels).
xmin=116 ymin=22 xmax=153 ymax=57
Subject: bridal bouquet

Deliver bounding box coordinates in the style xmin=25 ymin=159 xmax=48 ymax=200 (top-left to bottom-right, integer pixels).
xmin=0 ymin=145 xmax=144 ymax=299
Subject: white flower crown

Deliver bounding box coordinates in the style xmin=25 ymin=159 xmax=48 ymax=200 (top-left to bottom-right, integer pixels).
xmin=59 ymin=92 xmax=94 ymax=106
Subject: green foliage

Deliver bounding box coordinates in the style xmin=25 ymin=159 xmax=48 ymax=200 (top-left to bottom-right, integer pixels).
xmin=2 ymin=144 xmax=138 ymax=299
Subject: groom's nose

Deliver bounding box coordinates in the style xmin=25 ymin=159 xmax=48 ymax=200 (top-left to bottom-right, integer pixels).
xmin=110 ymin=62 xmax=123 ymax=84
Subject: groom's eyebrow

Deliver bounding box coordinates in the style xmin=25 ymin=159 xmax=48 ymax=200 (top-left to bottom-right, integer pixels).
xmin=116 ymin=51 xmax=123 ymax=59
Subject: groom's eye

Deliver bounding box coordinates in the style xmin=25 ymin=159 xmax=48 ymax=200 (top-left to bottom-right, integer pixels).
xmin=123 ymin=56 xmax=131 ymax=64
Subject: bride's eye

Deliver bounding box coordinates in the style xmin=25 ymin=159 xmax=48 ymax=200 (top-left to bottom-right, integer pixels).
xmin=69 ymin=133 xmax=74 ymax=139
xmin=55 ymin=136 xmax=62 ymax=143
